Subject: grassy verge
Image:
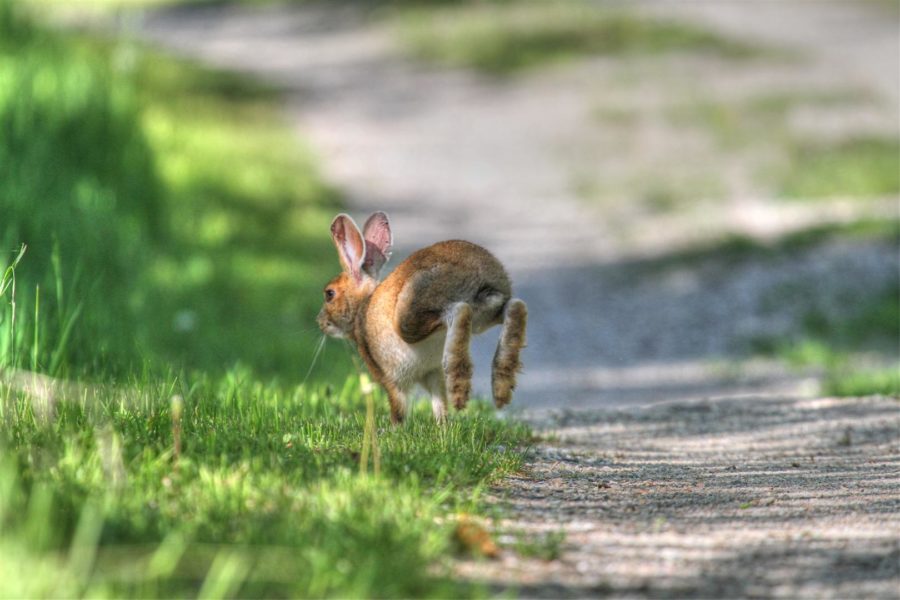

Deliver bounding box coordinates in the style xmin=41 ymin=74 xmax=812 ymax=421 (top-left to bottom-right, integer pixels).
xmin=392 ymin=0 xmax=758 ymax=75
xmin=1 ymin=0 xmax=349 ymax=383
xmin=133 ymin=49 xmax=349 ymax=382
xmin=1 ymin=0 xmax=163 ymax=376
xmin=751 ymin=281 xmax=899 ymax=397
xmin=0 ymin=372 xmax=532 ymax=597
xmin=779 ymin=137 xmax=900 ymax=199
xmin=1 ymin=2 xmax=534 ymax=596
xmin=824 ymin=367 xmax=899 ymax=397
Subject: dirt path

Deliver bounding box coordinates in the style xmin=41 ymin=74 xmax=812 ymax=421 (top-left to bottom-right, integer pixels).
xmin=461 ymin=394 xmax=900 ymax=598
xmin=131 ymin=0 xmax=898 ymax=412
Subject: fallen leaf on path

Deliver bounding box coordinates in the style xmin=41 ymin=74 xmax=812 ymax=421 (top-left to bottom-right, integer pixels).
xmin=454 ymin=514 xmax=499 ymax=558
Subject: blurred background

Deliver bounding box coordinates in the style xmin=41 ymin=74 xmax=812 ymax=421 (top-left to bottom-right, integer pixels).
xmin=2 ymin=0 xmax=898 ymax=406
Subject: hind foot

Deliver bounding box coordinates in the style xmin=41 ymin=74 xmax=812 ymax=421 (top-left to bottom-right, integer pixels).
xmin=492 ymin=298 xmax=527 ymax=408
xmin=443 ymin=302 xmax=473 ymax=411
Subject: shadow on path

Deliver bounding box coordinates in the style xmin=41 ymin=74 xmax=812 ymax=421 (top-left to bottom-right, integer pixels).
xmin=460 ymin=395 xmax=900 ymax=598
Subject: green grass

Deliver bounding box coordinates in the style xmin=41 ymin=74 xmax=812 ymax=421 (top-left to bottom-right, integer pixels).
xmin=623 ymin=219 xmax=899 ymax=275
xmin=670 ymin=91 xmax=867 ymax=149
xmin=0 ymin=3 xmax=535 ymax=596
xmin=1 ymin=0 xmax=349 ymax=383
xmin=751 ymin=281 xmax=899 ymax=397
xmin=507 ymin=529 xmax=565 ymax=561
xmin=1 ymin=0 xmax=163 ymax=376
xmin=133 ymin=49 xmax=349 ymax=382
xmin=824 ymin=367 xmax=899 ymax=397
xmin=780 ymin=137 xmax=900 ymax=199
xmin=0 ymin=372 xmax=532 ymax=597
xmin=392 ymin=0 xmax=758 ymax=75
xmin=767 ymin=338 xmax=900 ymax=398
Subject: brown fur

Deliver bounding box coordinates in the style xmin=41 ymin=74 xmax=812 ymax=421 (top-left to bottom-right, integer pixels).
xmin=443 ymin=303 xmax=474 ymax=410
xmin=318 ymin=215 xmax=526 ymax=424
xmin=383 ymin=240 xmax=511 ymax=343
xmin=492 ymin=299 xmax=527 ymax=408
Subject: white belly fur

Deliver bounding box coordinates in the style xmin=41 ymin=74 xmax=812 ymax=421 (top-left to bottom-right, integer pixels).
xmin=372 ymin=326 xmax=447 ymax=390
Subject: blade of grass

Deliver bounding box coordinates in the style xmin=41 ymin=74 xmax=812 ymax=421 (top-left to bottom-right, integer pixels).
xmin=49 ymin=300 xmax=83 ymax=377
xmin=31 ymin=285 xmax=39 ymax=371
xmin=197 ymin=550 xmax=250 ymax=600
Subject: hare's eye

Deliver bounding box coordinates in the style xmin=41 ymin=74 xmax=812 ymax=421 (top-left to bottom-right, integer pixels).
xmin=324 ymin=288 xmax=336 ymax=302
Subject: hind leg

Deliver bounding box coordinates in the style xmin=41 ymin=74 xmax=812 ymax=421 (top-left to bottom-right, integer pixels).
xmin=443 ymin=302 xmax=474 ymax=411
xmin=492 ymin=299 xmax=527 ymax=408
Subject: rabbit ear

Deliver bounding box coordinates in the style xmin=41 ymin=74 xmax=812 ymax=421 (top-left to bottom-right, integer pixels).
xmin=330 ymin=214 xmax=366 ymax=281
xmin=362 ymin=211 xmax=392 ymax=278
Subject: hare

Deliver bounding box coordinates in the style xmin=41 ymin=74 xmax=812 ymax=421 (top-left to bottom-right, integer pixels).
xmin=317 ymin=212 xmax=527 ymax=424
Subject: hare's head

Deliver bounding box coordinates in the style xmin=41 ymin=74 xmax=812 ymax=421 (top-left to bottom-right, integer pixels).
xmin=317 ymin=212 xmax=392 ymax=338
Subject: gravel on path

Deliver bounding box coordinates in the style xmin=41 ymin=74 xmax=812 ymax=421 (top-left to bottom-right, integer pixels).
xmin=462 ymin=394 xmax=900 ymax=598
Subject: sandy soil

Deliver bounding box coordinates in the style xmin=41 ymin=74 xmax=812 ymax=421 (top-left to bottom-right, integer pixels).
xmin=462 ymin=394 xmax=899 ymax=598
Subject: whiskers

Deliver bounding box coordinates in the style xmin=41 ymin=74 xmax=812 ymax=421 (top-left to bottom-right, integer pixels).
xmin=294 ymin=325 xmax=323 ymax=334
xmin=301 ymin=334 xmax=328 ymax=386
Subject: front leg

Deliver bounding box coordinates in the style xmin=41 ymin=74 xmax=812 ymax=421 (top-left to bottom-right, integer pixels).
xmin=443 ymin=302 xmax=474 ymax=411
xmin=423 ymin=371 xmax=448 ymax=423
xmin=382 ymin=380 xmax=408 ymax=425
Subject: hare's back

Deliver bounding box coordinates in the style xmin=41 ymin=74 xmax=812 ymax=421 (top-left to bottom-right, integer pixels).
xmin=386 ymin=240 xmax=511 ymax=344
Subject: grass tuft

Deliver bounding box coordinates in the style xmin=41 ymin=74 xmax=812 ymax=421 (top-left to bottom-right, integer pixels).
xmin=751 ymin=281 xmax=899 ymax=397
xmin=780 ymin=137 xmax=900 ymax=199
xmin=824 ymin=368 xmax=899 ymax=397
xmin=393 ymin=0 xmax=758 ymax=75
